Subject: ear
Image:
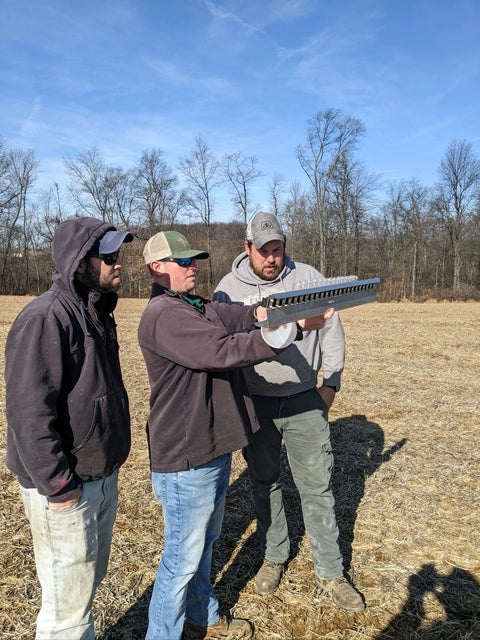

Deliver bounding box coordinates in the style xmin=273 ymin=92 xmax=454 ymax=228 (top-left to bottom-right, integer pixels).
xmin=150 ymin=260 xmax=163 ymax=275
xmin=244 ymin=241 xmax=251 ymax=255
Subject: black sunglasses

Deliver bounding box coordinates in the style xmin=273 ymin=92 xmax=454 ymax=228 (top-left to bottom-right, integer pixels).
xmin=161 ymin=257 xmax=197 ymax=267
xmin=88 ymin=250 xmax=121 ymax=266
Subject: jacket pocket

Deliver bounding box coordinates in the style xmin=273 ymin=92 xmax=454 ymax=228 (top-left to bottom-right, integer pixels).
xmin=71 ymin=388 xmax=130 ymax=478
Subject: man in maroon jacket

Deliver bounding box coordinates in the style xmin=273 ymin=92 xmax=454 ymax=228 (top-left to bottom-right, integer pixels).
xmin=138 ymin=231 xmax=332 ymax=640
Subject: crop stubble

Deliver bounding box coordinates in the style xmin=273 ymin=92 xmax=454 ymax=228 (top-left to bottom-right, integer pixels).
xmin=0 ymin=297 xmax=478 ymax=639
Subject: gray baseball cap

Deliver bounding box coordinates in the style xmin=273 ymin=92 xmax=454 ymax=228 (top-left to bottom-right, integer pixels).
xmin=246 ymin=212 xmax=285 ymax=249
xmin=94 ymin=230 xmax=133 ymax=254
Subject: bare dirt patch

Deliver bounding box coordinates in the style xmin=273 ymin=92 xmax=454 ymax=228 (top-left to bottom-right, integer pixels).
xmin=1 ymin=298 xmax=479 ymax=639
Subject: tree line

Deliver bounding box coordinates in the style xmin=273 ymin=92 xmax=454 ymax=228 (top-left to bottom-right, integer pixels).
xmin=1 ymin=108 xmax=479 ymax=300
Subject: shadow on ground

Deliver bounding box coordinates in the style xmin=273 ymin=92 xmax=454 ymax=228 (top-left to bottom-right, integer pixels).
xmin=103 ymin=414 xmax=408 ymax=638
xmin=374 ymin=564 xmax=480 ymax=639
xmin=330 ymin=414 xmax=407 ymax=570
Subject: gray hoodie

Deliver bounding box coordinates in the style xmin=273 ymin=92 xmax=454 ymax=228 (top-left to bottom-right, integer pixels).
xmin=213 ymin=251 xmax=345 ymax=397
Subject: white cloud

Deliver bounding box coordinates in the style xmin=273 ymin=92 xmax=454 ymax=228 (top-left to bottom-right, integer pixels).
xmin=202 ymin=0 xmax=260 ymax=35
xmin=144 ymin=58 xmax=194 ymax=87
xmin=18 ymin=97 xmax=46 ymax=146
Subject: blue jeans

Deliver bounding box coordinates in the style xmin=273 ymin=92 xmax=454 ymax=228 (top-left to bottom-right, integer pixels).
xmin=20 ymin=471 xmax=118 ymax=640
xmin=146 ymin=453 xmax=231 ymax=640
xmin=245 ymin=390 xmax=343 ymax=580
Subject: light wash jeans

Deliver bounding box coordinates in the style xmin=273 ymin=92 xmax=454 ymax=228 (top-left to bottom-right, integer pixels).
xmin=245 ymin=389 xmax=343 ymax=580
xmin=146 ymin=453 xmax=231 ymax=640
xmin=20 ymin=471 xmax=118 ymax=640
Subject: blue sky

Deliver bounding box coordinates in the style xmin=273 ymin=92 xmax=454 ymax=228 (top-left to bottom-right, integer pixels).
xmin=1 ymin=0 xmax=479 ymax=220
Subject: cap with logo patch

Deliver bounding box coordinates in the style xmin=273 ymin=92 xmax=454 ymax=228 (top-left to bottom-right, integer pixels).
xmin=143 ymin=231 xmax=209 ymax=264
xmin=246 ymin=212 xmax=285 ymax=249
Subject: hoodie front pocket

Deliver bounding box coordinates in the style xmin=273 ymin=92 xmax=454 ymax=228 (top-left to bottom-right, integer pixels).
xmin=69 ymin=388 xmax=130 ymax=479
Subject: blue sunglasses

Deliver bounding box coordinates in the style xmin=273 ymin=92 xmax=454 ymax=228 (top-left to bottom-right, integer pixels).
xmin=161 ymin=257 xmax=197 ymax=267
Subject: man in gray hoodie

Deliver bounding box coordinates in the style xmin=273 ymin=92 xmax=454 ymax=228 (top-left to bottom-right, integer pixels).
xmin=213 ymin=212 xmax=365 ymax=612
xmin=5 ymin=217 xmax=133 ymax=639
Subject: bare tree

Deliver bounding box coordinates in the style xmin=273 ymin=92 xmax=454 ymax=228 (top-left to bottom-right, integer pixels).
xmin=179 ymin=135 xmax=221 ymax=288
xmin=377 ymin=179 xmax=438 ymax=298
xmin=397 ymin=178 xmax=433 ymax=299
xmin=328 ymin=153 xmax=379 ymax=275
xmin=464 ymin=197 xmax=480 ymax=287
xmin=64 ymin=147 xmax=133 ymax=227
xmin=296 ymin=108 xmax=366 ymax=273
xmin=110 ymin=168 xmax=138 ymax=229
xmin=0 ymin=147 xmax=38 ymax=293
xmin=35 ymin=182 xmax=68 ymax=246
xmin=432 ymin=139 xmax=480 ymax=290
xmin=223 ymin=151 xmax=264 ymax=226
xmin=0 ymin=136 xmax=19 ymax=211
xmin=281 ymin=181 xmax=318 ymax=266
xmin=132 ymin=148 xmax=182 ymax=235
xmin=269 ymin=172 xmax=286 ymax=217
xmin=378 ymin=183 xmax=408 ymax=299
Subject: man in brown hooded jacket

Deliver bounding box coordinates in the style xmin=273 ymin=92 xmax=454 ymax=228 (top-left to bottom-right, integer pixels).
xmin=5 ymin=216 xmax=133 ymax=639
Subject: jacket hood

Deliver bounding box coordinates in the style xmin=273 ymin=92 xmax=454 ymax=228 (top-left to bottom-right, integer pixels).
xmin=232 ymin=250 xmax=295 ymax=295
xmin=52 ymin=217 xmax=117 ymax=294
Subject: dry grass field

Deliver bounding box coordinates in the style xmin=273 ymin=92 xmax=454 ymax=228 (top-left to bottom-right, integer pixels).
xmin=1 ymin=297 xmax=479 ymax=640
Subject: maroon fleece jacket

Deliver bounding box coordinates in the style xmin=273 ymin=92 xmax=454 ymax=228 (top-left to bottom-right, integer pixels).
xmin=138 ymin=284 xmax=283 ymax=473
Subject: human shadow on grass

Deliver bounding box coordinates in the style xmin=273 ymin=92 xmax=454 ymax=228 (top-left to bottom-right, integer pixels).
xmin=213 ymin=414 xmax=407 ymax=612
xmin=329 ymin=414 xmax=407 ymax=571
xmin=103 ymin=415 xmax=406 ymax=636
xmin=102 ymin=586 xmax=151 ymax=639
xmin=210 ymin=457 xmax=305 ymax=613
xmin=375 ymin=563 xmax=480 ymax=639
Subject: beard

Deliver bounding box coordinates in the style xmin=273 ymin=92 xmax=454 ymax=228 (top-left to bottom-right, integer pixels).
xmin=248 ymin=255 xmax=283 ymax=281
xmin=81 ymin=260 xmax=121 ymax=294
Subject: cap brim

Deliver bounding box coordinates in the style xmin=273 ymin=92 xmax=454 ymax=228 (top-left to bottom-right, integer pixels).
xmin=253 ymin=233 xmax=285 ymax=249
xmin=98 ymin=231 xmax=134 ymax=254
xmin=169 ymin=249 xmax=209 ymax=260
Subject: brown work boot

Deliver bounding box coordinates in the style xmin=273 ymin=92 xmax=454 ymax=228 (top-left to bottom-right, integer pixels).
xmin=255 ymin=559 xmax=284 ymax=595
xmin=183 ymin=614 xmax=253 ymax=639
xmin=315 ymin=576 xmax=365 ymax=612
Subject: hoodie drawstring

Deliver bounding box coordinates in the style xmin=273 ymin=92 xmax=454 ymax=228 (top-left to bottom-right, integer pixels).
xmin=80 ymin=303 xmax=92 ymax=337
